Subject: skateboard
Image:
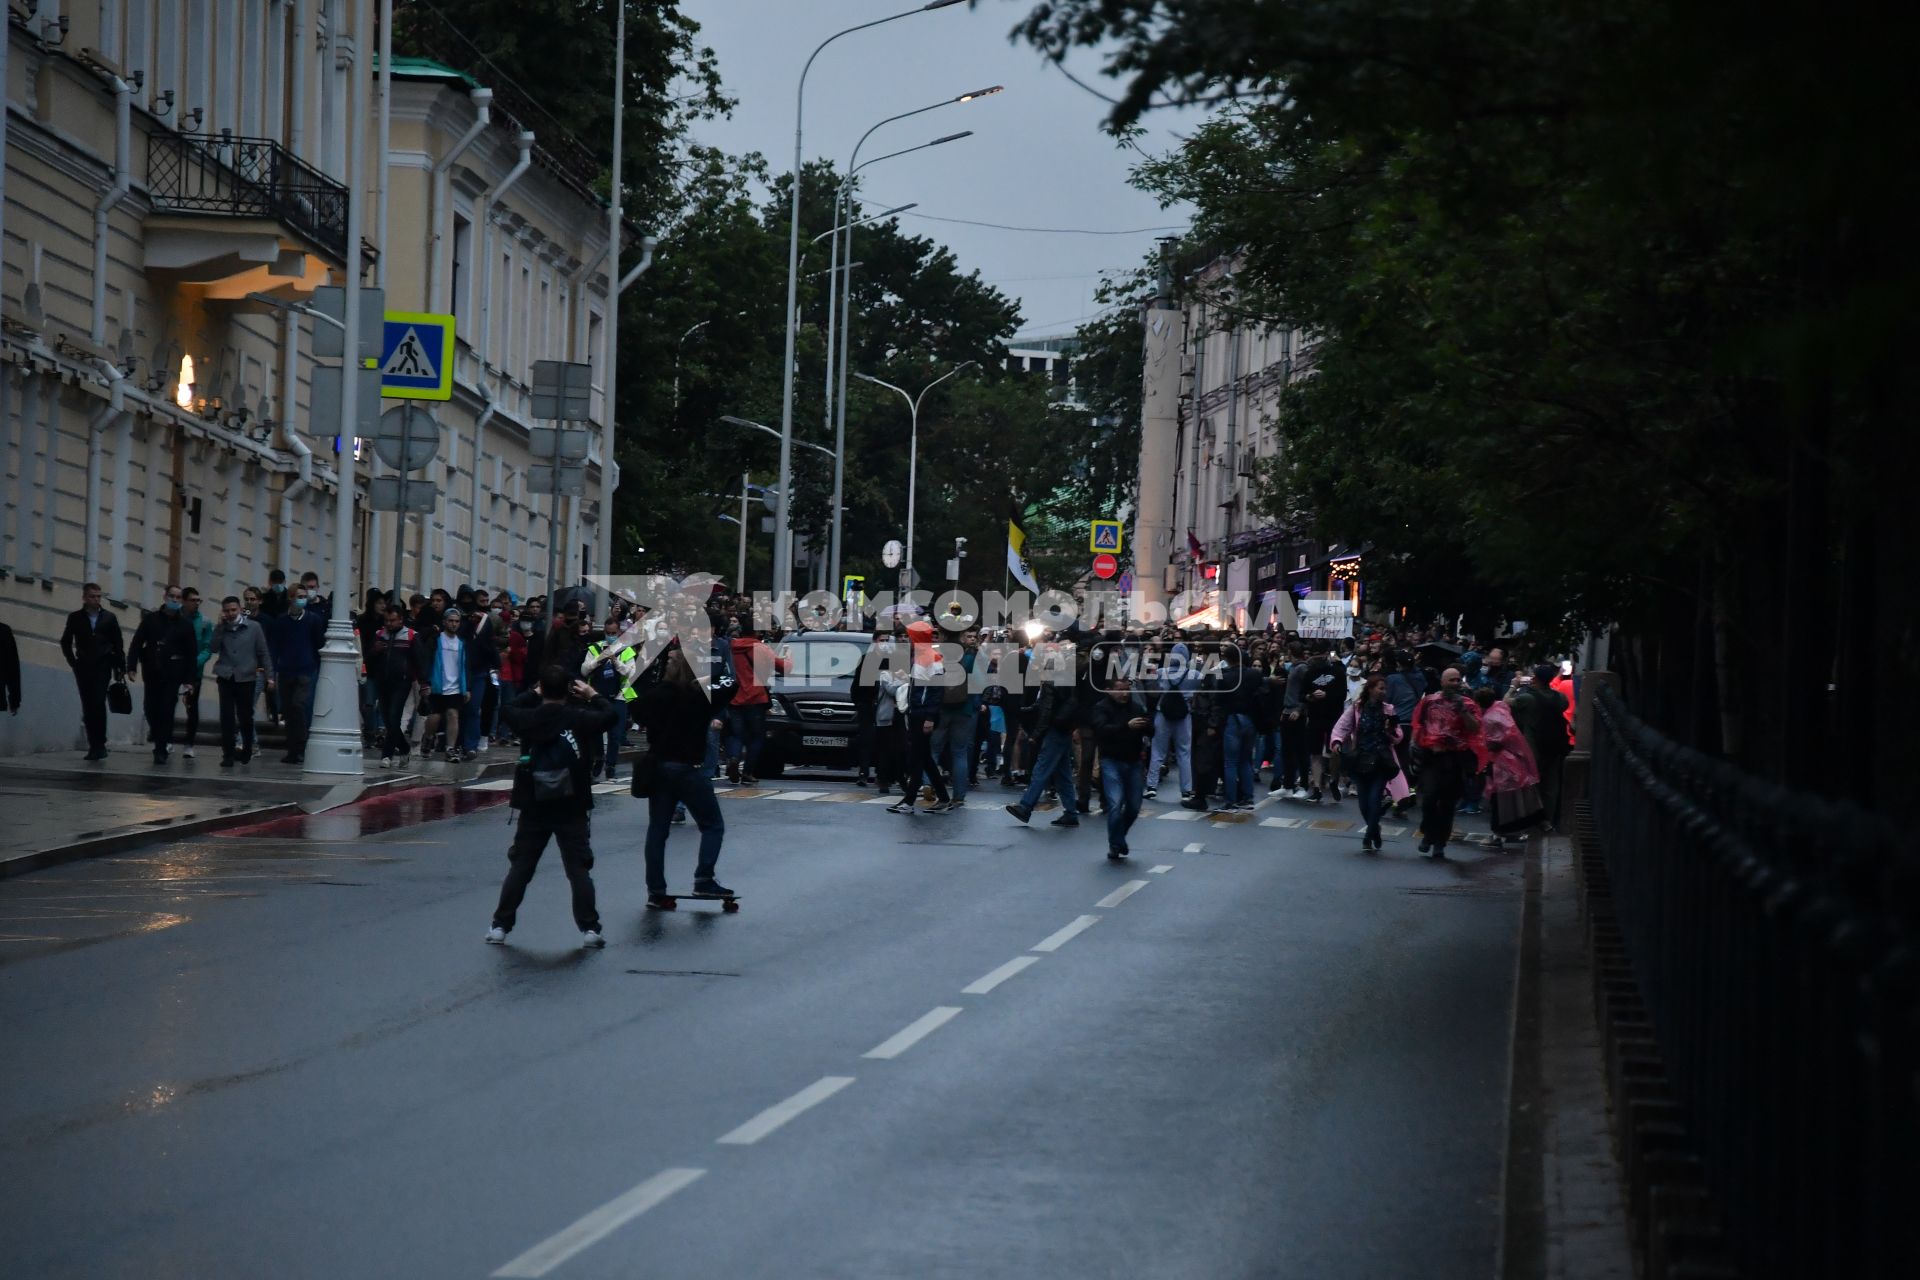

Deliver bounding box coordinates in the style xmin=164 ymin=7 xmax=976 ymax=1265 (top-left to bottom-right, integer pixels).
xmin=648 ymin=892 xmax=740 ymax=914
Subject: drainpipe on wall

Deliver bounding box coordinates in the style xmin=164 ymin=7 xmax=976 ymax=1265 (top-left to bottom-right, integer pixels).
xmin=290 ymin=0 xmax=310 ymax=160
xmin=91 ymin=76 xmax=133 ymax=345
xmin=424 ymin=88 xmax=493 ymax=310
xmin=84 ymin=362 xmax=129 ymax=586
xmin=474 ymin=131 xmax=533 ymax=380
xmin=276 ymin=309 xmax=313 ymax=569
xmin=467 ymin=399 xmax=494 ymax=581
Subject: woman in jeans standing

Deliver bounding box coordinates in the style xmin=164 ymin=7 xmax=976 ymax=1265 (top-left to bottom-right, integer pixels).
xmin=1328 ymin=676 xmax=1403 ymax=851
xmin=633 ymin=642 xmax=733 ymax=907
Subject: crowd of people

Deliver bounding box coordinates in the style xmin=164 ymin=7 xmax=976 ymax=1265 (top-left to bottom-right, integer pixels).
xmin=841 ymin=622 xmax=1577 ymax=865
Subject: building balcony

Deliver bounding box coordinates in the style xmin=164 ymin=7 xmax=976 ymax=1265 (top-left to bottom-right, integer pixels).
xmin=143 ymin=131 xmax=349 ymax=298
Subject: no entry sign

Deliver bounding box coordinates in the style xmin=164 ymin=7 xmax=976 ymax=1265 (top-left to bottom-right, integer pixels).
xmin=1092 ymin=552 xmax=1118 ymax=579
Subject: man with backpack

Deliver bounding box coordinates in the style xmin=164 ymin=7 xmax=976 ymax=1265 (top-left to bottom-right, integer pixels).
xmin=485 ymin=665 xmax=622 ymax=948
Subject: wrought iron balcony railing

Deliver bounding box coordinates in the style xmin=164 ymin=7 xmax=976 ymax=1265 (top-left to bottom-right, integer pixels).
xmin=146 ymin=131 xmax=349 ymax=261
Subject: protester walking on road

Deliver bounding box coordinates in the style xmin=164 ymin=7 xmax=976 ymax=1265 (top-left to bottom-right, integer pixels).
xmin=1410 ymin=667 xmax=1485 ymax=860
xmin=486 ymin=667 xmax=618 ymax=948
xmin=1089 ymin=676 xmax=1152 ymax=860
xmin=633 ymin=643 xmax=735 ymax=907
xmin=1145 ymin=641 xmax=1197 ymax=801
xmin=416 ymin=608 xmax=469 ymax=763
xmin=209 ymin=596 xmax=273 ymax=766
xmin=61 ymin=582 xmax=125 ymax=759
xmin=1329 ymin=676 xmax=1403 ymax=851
xmin=260 ymin=586 xmax=325 ymax=764
xmin=893 ymin=620 xmax=954 ymax=814
xmin=1220 ymin=645 xmax=1263 ymax=811
xmin=1472 ymin=686 xmax=1545 ymax=846
xmin=1005 ymin=640 xmax=1081 ymax=826
xmin=368 ymin=606 xmax=418 ymax=767
xmin=180 ymin=588 xmax=213 ymax=758
xmin=127 ymin=585 xmax=198 ymax=765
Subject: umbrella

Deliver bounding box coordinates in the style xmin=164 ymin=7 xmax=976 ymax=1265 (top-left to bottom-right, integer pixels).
xmin=1415 ymin=640 xmax=1465 ymax=663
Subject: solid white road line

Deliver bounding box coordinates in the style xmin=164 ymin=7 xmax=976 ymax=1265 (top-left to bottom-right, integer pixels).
xmin=862 ymin=1006 xmax=963 ymax=1060
xmin=1095 ymin=880 xmax=1150 ymax=909
xmin=1032 ymin=915 xmax=1101 ymax=953
xmin=1155 ymin=810 xmax=1204 ymax=821
xmin=1183 ymin=842 xmax=1206 ymax=854
xmin=1149 ymin=865 xmax=1173 ymax=874
xmin=715 ymin=1076 xmax=856 ymax=1146
xmin=491 ymin=1168 xmax=706 ymax=1278
xmin=962 ymin=954 xmax=1042 ymax=995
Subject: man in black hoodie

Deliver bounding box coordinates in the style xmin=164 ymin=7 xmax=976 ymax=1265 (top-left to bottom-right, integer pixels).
xmin=485 ymin=665 xmax=621 ymax=948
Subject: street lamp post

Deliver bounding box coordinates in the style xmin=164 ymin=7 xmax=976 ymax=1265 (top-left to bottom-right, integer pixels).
xmin=854 ymin=362 xmax=976 ymax=610
xmin=776 ymin=0 xmax=967 ymax=604
xmin=307 ymin=0 xmax=372 ymax=777
xmin=825 ymin=100 xmax=993 ymax=598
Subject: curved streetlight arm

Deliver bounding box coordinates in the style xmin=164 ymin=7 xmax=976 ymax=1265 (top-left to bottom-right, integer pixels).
xmin=914 ymin=359 xmax=979 ymax=414
xmin=812 ymin=203 xmax=918 ymax=245
xmin=852 ymin=132 xmax=973 ymax=180
xmin=721 ymin=415 xmax=833 ymax=458
xmin=779 ymin=0 xmax=965 ymax=596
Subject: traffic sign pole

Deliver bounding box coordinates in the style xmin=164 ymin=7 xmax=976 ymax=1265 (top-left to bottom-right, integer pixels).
xmin=390 ymin=403 xmax=412 ymax=596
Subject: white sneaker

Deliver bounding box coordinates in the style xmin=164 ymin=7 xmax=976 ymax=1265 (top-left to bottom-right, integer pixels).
xmin=1291 ymin=787 xmax=1309 ymax=801
xmin=581 ymin=930 xmax=605 ymax=949
xmin=479 ymin=736 xmax=490 ymax=752
xmin=485 ymin=927 xmax=507 ymax=945
xmin=183 ymin=746 xmax=196 ymax=759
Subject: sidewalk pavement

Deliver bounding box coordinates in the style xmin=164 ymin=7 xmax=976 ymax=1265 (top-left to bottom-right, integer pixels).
xmin=1502 ymin=834 xmax=1635 ymax=1280
xmin=0 ymin=745 xmax=521 ymax=877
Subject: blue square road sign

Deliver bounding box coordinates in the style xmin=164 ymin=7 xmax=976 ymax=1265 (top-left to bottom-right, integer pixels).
xmin=380 ymin=311 xmax=455 ymax=401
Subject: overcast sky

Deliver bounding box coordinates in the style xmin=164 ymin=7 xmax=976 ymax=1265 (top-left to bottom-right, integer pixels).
xmin=675 ymin=0 xmax=1194 ymax=341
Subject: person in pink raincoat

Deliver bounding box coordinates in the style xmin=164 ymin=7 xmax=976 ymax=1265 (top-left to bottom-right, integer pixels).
xmin=1472 ymin=685 xmax=1542 ymax=844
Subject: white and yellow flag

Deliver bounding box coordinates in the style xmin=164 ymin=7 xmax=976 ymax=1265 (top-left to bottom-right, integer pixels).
xmin=1007 ymin=518 xmax=1042 ymax=593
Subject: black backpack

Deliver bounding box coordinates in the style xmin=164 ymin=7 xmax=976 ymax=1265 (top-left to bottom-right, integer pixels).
xmin=1160 ymin=689 xmax=1189 ymax=721
xmin=523 ymin=731 xmax=580 ymax=802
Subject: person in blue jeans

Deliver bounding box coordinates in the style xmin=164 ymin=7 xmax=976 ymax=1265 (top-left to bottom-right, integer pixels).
xmin=1219 ymin=647 xmax=1265 ymax=810
xmin=1004 ymin=670 xmax=1081 ymax=826
xmin=634 ymin=643 xmax=733 ymax=904
xmin=1088 ymin=678 xmax=1151 ymax=860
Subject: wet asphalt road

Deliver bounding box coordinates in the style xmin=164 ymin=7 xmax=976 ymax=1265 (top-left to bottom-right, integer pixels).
xmin=0 ymin=780 xmax=1522 ymax=1279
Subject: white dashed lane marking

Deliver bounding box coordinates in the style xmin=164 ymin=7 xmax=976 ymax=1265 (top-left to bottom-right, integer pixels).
xmin=1094 ymin=880 xmax=1149 ymax=909
xmin=1149 ymin=865 xmax=1173 ymax=874
xmin=862 ymin=1007 xmax=963 ymax=1060
xmin=1154 ymin=809 xmax=1205 ymax=821
xmin=961 ymin=955 xmax=1042 ymax=995
xmin=491 ymin=1168 xmax=706 ymax=1278
xmin=1032 ymin=915 xmax=1101 ymax=953
xmin=1183 ymin=842 xmax=1206 ymax=853
xmin=716 ymin=1076 xmax=856 ymax=1146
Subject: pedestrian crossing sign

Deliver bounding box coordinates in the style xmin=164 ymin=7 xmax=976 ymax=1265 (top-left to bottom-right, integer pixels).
xmin=379 ymin=311 xmax=455 ymax=400
xmin=1090 ymin=519 xmax=1123 ymax=554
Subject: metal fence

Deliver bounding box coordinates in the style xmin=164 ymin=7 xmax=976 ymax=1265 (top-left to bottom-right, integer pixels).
xmin=147 ymin=132 xmax=349 ymax=261
xmin=1589 ymin=683 xmax=1919 ymax=1278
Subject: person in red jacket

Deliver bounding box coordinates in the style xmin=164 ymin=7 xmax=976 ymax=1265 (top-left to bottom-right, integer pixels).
xmin=497 ymin=607 xmax=529 ymax=744
xmin=724 ymin=623 xmax=790 ymax=784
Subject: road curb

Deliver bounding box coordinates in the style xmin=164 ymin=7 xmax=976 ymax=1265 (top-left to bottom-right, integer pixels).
xmin=1498 ymin=835 xmax=1548 ymax=1278
xmin=0 ymin=765 xmax=518 ymax=880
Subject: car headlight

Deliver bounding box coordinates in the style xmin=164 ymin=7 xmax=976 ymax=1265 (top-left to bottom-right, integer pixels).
xmin=767 ymin=700 xmax=789 ymax=719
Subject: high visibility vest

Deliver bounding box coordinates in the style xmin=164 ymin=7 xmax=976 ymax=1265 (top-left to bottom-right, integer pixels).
xmin=586 ymin=642 xmax=640 ymax=700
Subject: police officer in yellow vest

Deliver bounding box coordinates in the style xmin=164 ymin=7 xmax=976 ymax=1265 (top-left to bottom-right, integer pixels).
xmin=581 ymin=616 xmax=640 ymax=780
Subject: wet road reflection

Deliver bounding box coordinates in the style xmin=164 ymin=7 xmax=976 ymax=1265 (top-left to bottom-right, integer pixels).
xmin=0 ymin=786 xmax=506 ymax=964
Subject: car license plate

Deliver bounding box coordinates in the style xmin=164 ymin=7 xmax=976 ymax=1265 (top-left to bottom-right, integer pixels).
xmin=802 ymin=735 xmax=841 ymax=748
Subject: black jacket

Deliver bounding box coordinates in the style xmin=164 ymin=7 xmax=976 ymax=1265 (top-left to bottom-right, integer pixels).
xmin=502 ymin=691 xmax=619 ymax=814
xmin=1088 ymin=693 xmax=1151 ymax=762
xmin=634 ymin=678 xmax=728 ymax=766
xmin=60 ymin=607 xmax=125 ymax=677
xmin=367 ymin=625 xmax=420 ymax=687
xmin=0 ymin=621 xmax=20 ymax=712
xmin=127 ymin=610 xmax=198 ymax=684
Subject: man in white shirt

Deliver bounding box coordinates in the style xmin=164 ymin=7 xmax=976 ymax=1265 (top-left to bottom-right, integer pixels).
xmin=418 ymin=609 xmax=468 ymax=763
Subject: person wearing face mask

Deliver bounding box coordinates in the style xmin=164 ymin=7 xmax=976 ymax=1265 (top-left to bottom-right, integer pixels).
xmin=259 ymin=585 xmax=327 ymax=764
xmin=257 ymin=568 xmax=290 ymax=618
xmin=581 ymin=617 xmax=640 ymax=780
xmin=368 ymin=605 xmax=420 ymax=767
xmin=209 ymin=595 xmax=273 ymax=766
xmin=126 ymin=584 xmax=199 ymax=764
